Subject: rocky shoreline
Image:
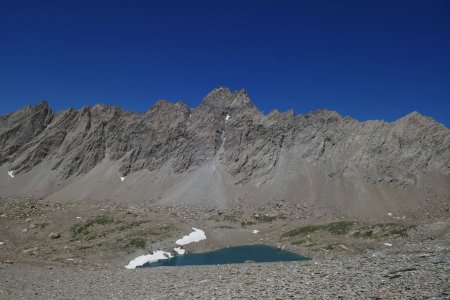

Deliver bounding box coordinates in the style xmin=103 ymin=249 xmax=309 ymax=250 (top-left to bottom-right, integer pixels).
xmin=1 ymin=237 xmax=449 ymax=299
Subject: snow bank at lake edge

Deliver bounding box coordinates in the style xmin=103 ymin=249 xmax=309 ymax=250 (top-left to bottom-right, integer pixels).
xmin=125 ymin=228 xmax=206 ymax=269
xmin=175 ymin=228 xmax=206 ymax=246
xmin=125 ymin=251 xmax=173 ymax=269
xmin=174 ymin=247 xmax=186 ymax=255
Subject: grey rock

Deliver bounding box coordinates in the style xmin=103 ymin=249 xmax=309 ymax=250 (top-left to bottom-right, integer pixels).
xmin=48 ymin=232 xmax=61 ymax=239
xmin=338 ymin=244 xmax=348 ymax=250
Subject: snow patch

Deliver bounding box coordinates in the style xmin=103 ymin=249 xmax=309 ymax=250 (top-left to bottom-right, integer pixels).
xmin=174 ymin=247 xmax=186 ymax=255
xmin=125 ymin=250 xmax=173 ymax=269
xmin=126 ymin=227 xmax=205 ymax=269
xmin=387 ymin=213 xmax=393 ymax=217
xmin=252 ymin=230 xmax=259 ymax=234
xmin=120 ymin=176 xmax=125 ymax=182
xmin=225 ymin=114 xmax=230 ymax=121
xmin=383 ymin=243 xmax=392 ymax=247
xmin=176 ymin=228 xmax=206 ymax=245
xmin=7 ymin=171 xmax=14 ymax=178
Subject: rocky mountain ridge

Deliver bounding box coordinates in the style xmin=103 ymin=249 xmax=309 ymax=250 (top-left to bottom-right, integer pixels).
xmin=1 ymin=88 xmax=449 ymax=216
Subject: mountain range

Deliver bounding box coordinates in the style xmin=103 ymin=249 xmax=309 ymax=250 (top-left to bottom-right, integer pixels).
xmin=1 ymin=87 xmax=449 ymax=218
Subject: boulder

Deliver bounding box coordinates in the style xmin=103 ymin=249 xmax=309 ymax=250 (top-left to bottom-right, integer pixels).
xmin=48 ymin=232 xmax=61 ymax=239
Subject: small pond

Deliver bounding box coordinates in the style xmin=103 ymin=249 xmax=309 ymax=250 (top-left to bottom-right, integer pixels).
xmin=140 ymin=244 xmax=310 ymax=268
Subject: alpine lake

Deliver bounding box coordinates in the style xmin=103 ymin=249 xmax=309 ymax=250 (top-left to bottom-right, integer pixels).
xmin=139 ymin=244 xmax=310 ymax=268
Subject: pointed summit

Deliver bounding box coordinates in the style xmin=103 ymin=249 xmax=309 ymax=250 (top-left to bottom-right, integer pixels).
xmin=200 ymin=87 xmax=233 ymax=108
xmin=401 ymin=111 xmax=428 ymax=121
xmin=196 ymin=87 xmax=262 ymax=120
xmin=396 ymin=111 xmax=437 ymax=128
xmin=208 ymin=86 xmax=232 ymax=96
xmin=230 ymin=89 xmax=252 ymax=108
xmin=150 ymin=99 xmax=173 ymax=111
xmin=37 ymin=100 xmax=49 ymax=109
xmin=200 ymin=87 xmax=256 ymax=110
xmin=146 ymin=99 xmax=190 ymax=121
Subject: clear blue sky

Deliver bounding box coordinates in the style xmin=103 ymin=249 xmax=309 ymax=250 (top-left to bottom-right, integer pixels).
xmin=0 ymin=0 xmax=449 ymax=127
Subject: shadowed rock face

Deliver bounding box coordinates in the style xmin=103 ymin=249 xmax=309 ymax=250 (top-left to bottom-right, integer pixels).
xmin=0 ymin=88 xmax=449 ymax=211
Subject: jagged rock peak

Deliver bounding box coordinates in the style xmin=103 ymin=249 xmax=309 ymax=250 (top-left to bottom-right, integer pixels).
xmin=174 ymin=100 xmax=189 ymax=109
xmin=230 ymin=89 xmax=252 ymax=108
xmin=150 ymin=99 xmax=175 ymax=110
xmin=91 ymin=103 xmax=124 ymax=112
xmin=302 ymin=109 xmax=342 ymax=123
xmin=36 ymin=100 xmax=50 ymax=109
xmin=267 ymin=108 xmax=294 ymax=117
xmin=396 ymin=111 xmax=439 ymax=127
xmin=199 ymin=87 xmax=233 ymax=109
xmin=146 ymin=99 xmax=191 ymax=119
xmin=200 ymin=87 xmax=253 ymax=108
xmin=196 ymin=87 xmax=263 ymax=122
xmin=7 ymin=101 xmax=50 ymax=117
xmin=205 ymin=86 xmax=232 ymax=97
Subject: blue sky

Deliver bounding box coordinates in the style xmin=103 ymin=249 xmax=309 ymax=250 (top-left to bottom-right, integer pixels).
xmin=0 ymin=0 xmax=449 ymax=127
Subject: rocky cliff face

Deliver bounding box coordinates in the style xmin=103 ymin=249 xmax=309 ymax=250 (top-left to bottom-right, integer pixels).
xmin=1 ymin=88 xmax=449 ymax=215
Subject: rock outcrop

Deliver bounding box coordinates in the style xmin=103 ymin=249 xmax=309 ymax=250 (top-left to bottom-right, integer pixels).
xmin=1 ymin=88 xmax=449 ymax=216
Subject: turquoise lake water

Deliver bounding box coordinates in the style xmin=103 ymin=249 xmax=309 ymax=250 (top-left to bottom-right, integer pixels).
xmin=140 ymin=244 xmax=310 ymax=268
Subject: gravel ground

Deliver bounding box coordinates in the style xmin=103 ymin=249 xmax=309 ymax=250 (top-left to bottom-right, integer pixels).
xmin=1 ymin=199 xmax=448 ymax=299
xmin=1 ymin=239 xmax=448 ymax=300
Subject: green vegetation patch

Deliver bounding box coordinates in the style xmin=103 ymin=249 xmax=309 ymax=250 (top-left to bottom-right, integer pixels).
xmin=353 ymin=230 xmax=374 ymax=238
xmin=282 ymin=221 xmax=356 ymax=238
xmin=291 ymin=240 xmax=306 ymax=245
xmin=0 ymin=200 xmax=43 ymax=219
xmin=282 ymin=224 xmax=324 ymax=238
xmin=240 ymin=221 xmax=256 ymax=227
xmin=386 ymin=267 xmax=417 ymax=279
xmin=117 ymin=220 xmax=148 ymax=231
xmin=388 ymin=227 xmax=410 ymax=237
xmin=215 ymin=225 xmax=235 ymax=229
xmin=352 ymin=223 xmax=417 ymax=239
xmin=71 ymin=215 xmax=116 ymax=236
xmin=253 ymin=214 xmax=286 ymax=223
xmin=125 ymin=238 xmax=146 ymax=249
xmin=130 ymin=223 xmax=176 ymax=238
xmin=77 ymin=245 xmax=95 ymax=250
xmin=223 ymin=214 xmax=239 ymax=223
xmin=327 ymin=221 xmax=354 ymax=235
xmin=388 ymin=267 xmax=417 ymax=275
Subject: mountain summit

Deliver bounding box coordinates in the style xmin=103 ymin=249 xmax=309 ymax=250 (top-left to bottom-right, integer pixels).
xmin=1 ymin=88 xmax=449 ymax=218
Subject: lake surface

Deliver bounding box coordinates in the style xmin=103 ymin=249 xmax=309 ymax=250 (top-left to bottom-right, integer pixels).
xmin=140 ymin=244 xmax=310 ymax=268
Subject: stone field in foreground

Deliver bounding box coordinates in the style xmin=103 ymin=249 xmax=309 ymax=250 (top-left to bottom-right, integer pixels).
xmin=1 ymin=237 xmax=448 ymax=299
